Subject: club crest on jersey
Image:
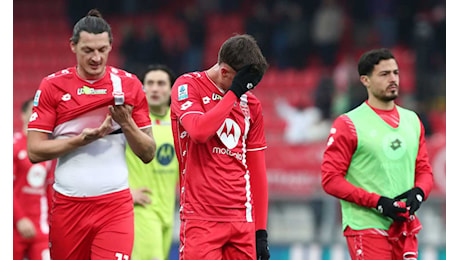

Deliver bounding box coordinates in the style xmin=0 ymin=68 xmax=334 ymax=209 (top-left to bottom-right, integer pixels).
xmin=77 ymin=86 xmax=107 ymax=95
xmin=178 ymin=84 xmax=188 ymax=101
xmin=239 ymin=95 xmax=250 ymax=118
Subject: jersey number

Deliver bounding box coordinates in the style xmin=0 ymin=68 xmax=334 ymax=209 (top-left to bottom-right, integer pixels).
xmin=115 ymin=253 xmax=129 ymax=260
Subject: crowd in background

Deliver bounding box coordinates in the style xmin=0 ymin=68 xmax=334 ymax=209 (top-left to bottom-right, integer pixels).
xmin=65 ymin=0 xmax=446 ymax=138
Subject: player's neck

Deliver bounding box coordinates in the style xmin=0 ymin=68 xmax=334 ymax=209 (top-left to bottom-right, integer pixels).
xmin=150 ymin=105 xmax=168 ymax=117
xmin=76 ymin=66 xmax=106 ymax=81
xmin=367 ymin=97 xmax=395 ymax=111
xmin=206 ymin=64 xmax=227 ymax=92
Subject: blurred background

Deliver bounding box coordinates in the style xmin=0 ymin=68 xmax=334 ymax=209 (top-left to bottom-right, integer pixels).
xmin=13 ymin=0 xmax=446 ymax=259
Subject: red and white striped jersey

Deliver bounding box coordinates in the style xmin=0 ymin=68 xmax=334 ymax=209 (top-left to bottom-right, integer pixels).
xmin=27 ymin=66 xmax=151 ymax=197
xmin=171 ymin=71 xmax=267 ymax=222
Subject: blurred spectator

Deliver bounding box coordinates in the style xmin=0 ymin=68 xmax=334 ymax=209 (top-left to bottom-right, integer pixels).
xmin=139 ymin=24 xmax=167 ymax=68
xmin=180 ymin=5 xmax=206 ymax=72
xmin=271 ymin=1 xmax=310 ymax=69
xmin=119 ymin=23 xmax=141 ymax=74
xmin=311 ymin=0 xmax=345 ymax=66
xmin=245 ymin=2 xmax=273 ymax=63
xmin=314 ymin=68 xmax=335 ymax=120
xmin=370 ymin=0 xmax=398 ymax=48
xmin=284 ymin=2 xmax=311 ymax=69
xmin=270 ymin=0 xmax=292 ymax=69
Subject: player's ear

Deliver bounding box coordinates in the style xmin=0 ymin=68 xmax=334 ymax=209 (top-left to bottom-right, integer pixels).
xmin=360 ymin=75 xmax=370 ymax=88
xmin=70 ymin=41 xmax=76 ymax=54
xmin=221 ymin=64 xmax=236 ymax=79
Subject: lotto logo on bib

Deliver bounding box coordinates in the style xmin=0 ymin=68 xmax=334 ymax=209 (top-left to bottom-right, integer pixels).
xmin=382 ymin=133 xmax=406 ymax=160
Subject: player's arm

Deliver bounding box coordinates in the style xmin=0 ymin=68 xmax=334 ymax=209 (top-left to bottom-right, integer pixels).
xmin=171 ymin=75 xmax=237 ymax=143
xmin=109 ymin=104 xmax=155 ymax=163
xmin=247 ymin=149 xmax=268 ymax=230
xmin=414 ymin=120 xmax=434 ymax=198
xmin=180 ymin=92 xmax=237 ymax=143
xmin=321 ymin=115 xmax=381 ymax=208
xmin=27 ymin=115 xmax=114 ymax=163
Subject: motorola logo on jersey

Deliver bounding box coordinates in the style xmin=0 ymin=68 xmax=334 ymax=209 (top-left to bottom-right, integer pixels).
xmin=216 ymin=118 xmax=241 ymax=149
xmin=156 ymin=143 xmax=175 ymax=166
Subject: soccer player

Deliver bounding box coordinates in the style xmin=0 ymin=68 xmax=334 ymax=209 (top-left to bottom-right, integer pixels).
xmin=13 ymin=98 xmax=53 ymax=260
xmin=170 ymin=34 xmax=270 ymax=260
xmin=321 ymin=48 xmax=433 ymax=260
xmin=126 ymin=64 xmax=179 ymax=260
xmin=26 ymin=9 xmax=155 ymax=260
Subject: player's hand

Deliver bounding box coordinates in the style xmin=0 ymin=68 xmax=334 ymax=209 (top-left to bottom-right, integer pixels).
xmin=229 ymin=65 xmax=263 ymax=98
xmin=109 ymin=104 xmax=133 ymax=127
xmin=130 ymin=187 xmax=152 ymax=207
xmin=376 ymin=196 xmax=407 ymax=221
xmin=256 ymin=229 xmax=270 ymax=260
xmin=394 ymin=187 xmax=425 ymax=215
xmin=16 ymin=217 xmax=36 ymax=239
xmin=80 ymin=114 xmax=113 ymax=144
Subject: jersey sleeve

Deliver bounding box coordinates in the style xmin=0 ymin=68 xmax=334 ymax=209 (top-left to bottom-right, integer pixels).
xmin=27 ymin=78 xmax=58 ymax=133
xmin=321 ymin=115 xmax=381 ymax=208
xmin=246 ymin=99 xmax=267 ymax=151
xmin=414 ymin=119 xmax=434 ymax=198
xmin=247 ymin=149 xmax=268 ymax=230
xmin=128 ymin=77 xmax=151 ymax=129
xmin=171 ymin=76 xmax=206 ymax=120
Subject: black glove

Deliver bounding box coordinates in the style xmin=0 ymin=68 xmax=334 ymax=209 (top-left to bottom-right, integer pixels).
xmin=394 ymin=187 xmax=425 ymax=215
xmin=229 ymin=65 xmax=263 ymax=98
xmin=256 ymin=229 xmax=270 ymax=260
xmin=376 ymin=196 xmax=407 ymax=221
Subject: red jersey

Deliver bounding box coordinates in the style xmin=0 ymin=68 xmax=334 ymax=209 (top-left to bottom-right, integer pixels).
xmin=27 ymin=66 xmax=151 ymax=197
xmin=171 ymin=71 xmax=267 ymax=222
xmin=13 ymin=131 xmax=52 ymax=234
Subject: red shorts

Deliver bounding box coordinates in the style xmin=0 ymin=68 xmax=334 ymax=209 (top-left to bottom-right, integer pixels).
xmin=49 ymin=189 xmax=134 ymax=260
xmin=13 ymin=229 xmax=49 ymax=260
xmin=179 ymin=219 xmax=256 ymax=260
xmin=345 ymin=227 xmax=418 ymax=260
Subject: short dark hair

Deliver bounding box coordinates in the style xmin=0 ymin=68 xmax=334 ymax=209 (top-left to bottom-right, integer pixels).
xmin=21 ymin=98 xmax=33 ymax=113
xmin=140 ymin=64 xmax=176 ymax=88
xmin=358 ymin=48 xmax=396 ymax=76
xmin=70 ymin=9 xmax=113 ymax=44
xmin=218 ymin=34 xmax=268 ymax=76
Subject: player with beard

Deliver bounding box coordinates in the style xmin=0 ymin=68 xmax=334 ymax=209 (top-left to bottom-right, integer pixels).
xmin=321 ymin=48 xmax=433 ymax=259
xmin=27 ymin=9 xmax=155 ymax=260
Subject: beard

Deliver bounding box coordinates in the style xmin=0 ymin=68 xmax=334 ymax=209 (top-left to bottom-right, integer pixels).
xmin=372 ymin=85 xmax=398 ymax=102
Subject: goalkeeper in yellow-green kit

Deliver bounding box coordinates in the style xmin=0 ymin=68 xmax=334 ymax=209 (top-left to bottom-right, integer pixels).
xmin=126 ymin=64 xmax=179 ymax=260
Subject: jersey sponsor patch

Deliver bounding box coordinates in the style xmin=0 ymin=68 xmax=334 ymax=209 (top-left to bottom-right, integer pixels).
xmin=33 ymin=90 xmax=41 ymax=106
xmin=77 ymin=86 xmax=107 ymax=95
xmin=178 ymin=84 xmax=188 ymax=101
